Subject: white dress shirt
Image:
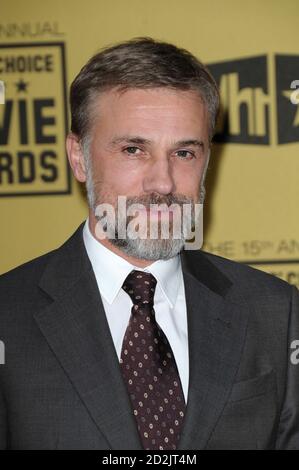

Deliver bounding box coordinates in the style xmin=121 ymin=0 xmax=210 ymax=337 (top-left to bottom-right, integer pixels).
xmin=82 ymin=218 xmax=189 ymax=402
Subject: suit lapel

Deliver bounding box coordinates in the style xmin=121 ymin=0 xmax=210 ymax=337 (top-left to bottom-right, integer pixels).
xmin=34 ymin=223 xmax=143 ymax=450
xmin=178 ymin=250 xmax=250 ymax=449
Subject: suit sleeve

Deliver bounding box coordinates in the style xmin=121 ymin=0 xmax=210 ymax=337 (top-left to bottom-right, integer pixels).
xmin=275 ymin=285 xmax=299 ymax=449
xmin=0 ymin=382 xmax=7 ymax=449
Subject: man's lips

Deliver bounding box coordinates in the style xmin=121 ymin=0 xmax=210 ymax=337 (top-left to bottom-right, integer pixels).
xmin=136 ymin=206 xmax=177 ymax=220
xmin=139 ymin=207 xmax=174 ymax=213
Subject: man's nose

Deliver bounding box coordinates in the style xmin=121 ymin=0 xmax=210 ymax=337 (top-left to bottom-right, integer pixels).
xmin=143 ymin=158 xmax=175 ymax=195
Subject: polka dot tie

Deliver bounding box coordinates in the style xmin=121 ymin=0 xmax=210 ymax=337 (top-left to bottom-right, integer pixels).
xmin=120 ymin=270 xmax=186 ymax=450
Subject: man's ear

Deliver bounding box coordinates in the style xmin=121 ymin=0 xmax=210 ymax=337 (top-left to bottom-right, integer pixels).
xmin=66 ymin=133 xmax=87 ymax=182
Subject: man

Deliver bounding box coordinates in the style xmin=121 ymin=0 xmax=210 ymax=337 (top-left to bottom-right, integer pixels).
xmin=0 ymin=37 xmax=298 ymax=450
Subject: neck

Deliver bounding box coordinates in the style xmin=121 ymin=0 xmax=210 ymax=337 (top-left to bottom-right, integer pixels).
xmin=88 ymin=212 xmax=154 ymax=268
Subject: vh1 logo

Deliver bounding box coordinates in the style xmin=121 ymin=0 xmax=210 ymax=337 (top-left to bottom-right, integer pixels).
xmin=209 ymin=55 xmax=299 ymax=145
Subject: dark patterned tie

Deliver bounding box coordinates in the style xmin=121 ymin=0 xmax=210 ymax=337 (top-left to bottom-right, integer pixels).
xmin=120 ymin=270 xmax=186 ymax=450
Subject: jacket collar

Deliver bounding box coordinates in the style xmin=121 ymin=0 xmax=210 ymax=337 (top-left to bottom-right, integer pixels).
xmin=39 ymin=221 xmax=232 ymax=302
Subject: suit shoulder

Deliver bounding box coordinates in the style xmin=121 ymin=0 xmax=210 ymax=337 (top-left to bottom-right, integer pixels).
xmin=200 ymin=249 xmax=293 ymax=297
xmin=0 ymin=249 xmax=61 ymax=327
xmin=0 ymin=248 xmax=57 ymax=292
xmin=0 ymin=223 xmax=85 ymax=308
xmin=0 ymin=222 xmax=85 ymax=288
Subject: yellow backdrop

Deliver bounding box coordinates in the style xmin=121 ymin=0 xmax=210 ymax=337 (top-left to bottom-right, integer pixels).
xmin=1 ymin=0 xmax=298 ymax=288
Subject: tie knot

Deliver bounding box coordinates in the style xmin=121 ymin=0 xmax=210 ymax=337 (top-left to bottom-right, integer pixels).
xmin=122 ymin=270 xmax=157 ymax=307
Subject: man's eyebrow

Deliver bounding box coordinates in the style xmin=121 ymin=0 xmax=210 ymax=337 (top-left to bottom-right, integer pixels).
xmin=109 ymin=135 xmax=205 ymax=149
xmin=110 ymin=136 xmax=152 ymax=146
xmin=175 ymin=139 xmax=205 ymax=149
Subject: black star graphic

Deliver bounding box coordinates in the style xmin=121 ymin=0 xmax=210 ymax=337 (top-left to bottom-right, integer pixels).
xmin=15 ymin=79 xmax=29 ymax=93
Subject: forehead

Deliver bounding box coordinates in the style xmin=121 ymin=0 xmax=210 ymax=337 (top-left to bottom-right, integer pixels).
xmin=96 ymin=86 xmax=205 ymax=112
xmin=90 ymin=87 xmax=209 ymax=139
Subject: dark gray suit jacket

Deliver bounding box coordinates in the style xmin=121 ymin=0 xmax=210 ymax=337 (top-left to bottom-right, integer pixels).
xmin=0 ymin=222 xmax=298 ymax=449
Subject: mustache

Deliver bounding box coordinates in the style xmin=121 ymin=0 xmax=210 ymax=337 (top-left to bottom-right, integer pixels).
xmin=122 ymin=193 xmax=193 ymax=209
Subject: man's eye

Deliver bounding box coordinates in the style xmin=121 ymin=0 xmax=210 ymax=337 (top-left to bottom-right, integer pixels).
xmin=124 ymin=146 xmax=141 ymax=155
xmin=176 ymin=150 xmax=195 ymax=159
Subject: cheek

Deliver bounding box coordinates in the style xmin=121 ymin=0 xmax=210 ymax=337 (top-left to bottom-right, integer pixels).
xmin=173 ymin=163 xmax=202 ymax=194
xmin=93 ymin=156 xmax=144 ymax=194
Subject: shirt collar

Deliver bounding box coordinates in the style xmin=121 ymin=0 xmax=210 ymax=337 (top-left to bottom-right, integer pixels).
xmin=83 ymin=218 xmax=181 ymax=308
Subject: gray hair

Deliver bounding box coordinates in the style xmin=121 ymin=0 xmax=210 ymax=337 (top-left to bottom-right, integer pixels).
xmin=70 ymin=36 xmax=220 ymax=146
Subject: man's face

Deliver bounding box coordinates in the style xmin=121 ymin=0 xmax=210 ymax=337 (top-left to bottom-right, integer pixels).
xmin=73 ymin=87 xmax=210 ymax=260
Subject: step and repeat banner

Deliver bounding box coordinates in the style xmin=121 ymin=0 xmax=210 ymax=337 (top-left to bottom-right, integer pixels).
xmin=0 ymin=0 xmax=298 ymax=287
